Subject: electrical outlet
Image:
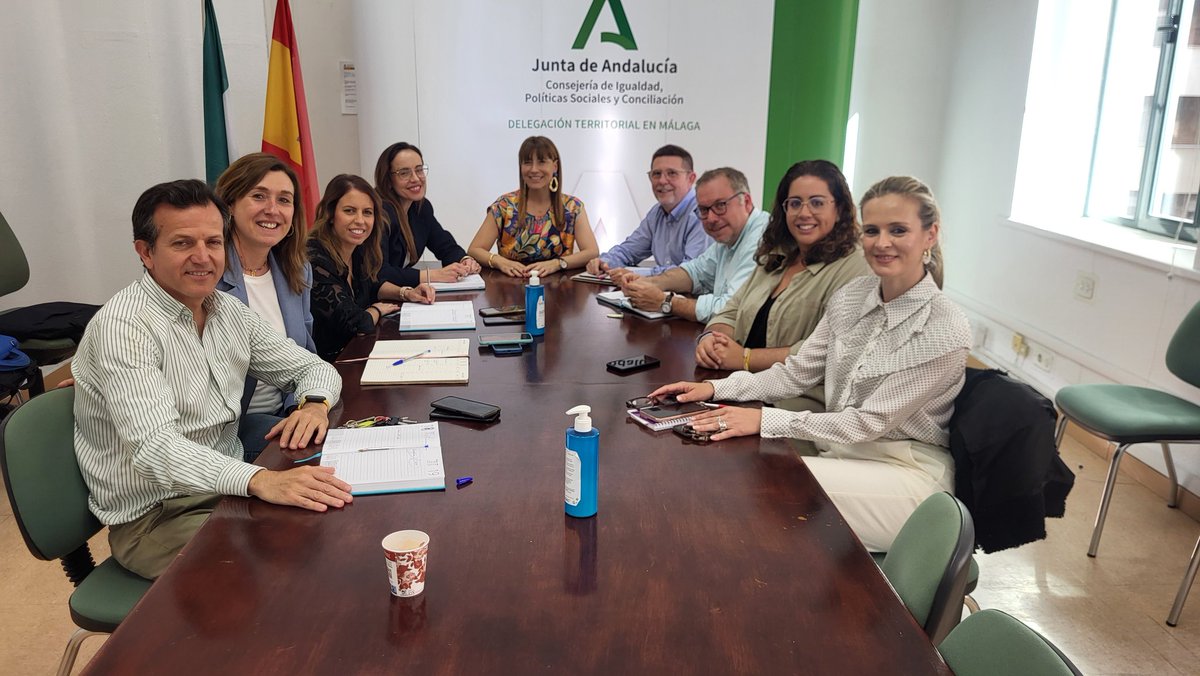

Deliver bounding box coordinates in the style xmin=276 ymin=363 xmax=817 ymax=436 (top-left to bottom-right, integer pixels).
xmin=1033 ymin=348 xmax=1054 ymax=371
xmin=1011 ymin=332 xmax=1030 ymax=357
xmin=1074 ymin=272 xmax=1096 ymax=301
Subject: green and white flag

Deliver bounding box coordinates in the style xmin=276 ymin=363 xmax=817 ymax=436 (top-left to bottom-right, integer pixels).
xmin=202 ymin=0 xmax=235 ymax=185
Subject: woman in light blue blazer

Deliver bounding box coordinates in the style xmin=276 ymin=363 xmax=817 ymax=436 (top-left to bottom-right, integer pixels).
xmin=215 ymin=153 xmax=318 ymax=461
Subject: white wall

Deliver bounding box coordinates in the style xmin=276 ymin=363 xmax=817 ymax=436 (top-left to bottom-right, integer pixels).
xmin=291 ymin=0 xmax=361 ymax=188
xmin=846 ymin=0 xmax=957 ymax=195
xmin=850 ymin=0 xmax=1200 ymax=495
xmin=0 ymin=0 xmax=358 ymax=309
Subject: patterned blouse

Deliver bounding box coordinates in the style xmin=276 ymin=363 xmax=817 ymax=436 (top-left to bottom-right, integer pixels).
xmin=307 ymin=239 xmax=383 ymax=361
xmin=487 ymin=191 xmax=585 ymax=263
xmin=711 ymin=273 xmax=972 ymax=447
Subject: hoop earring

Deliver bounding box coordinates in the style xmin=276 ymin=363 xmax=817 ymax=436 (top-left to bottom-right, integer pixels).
xmin=549 ymin=173 xmax=559 ymax=192
xmin=922 ymin=248 xmax=932 ymax=265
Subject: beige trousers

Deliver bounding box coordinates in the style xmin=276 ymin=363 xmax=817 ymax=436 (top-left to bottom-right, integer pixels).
xmin=108 ymin=494 xmax=223 ymax=579
xmin=805 ymin=438 xmax=954 ymax=553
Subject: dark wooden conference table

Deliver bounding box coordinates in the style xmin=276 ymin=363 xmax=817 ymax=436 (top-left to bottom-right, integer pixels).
xmin=83 ymin=269 xmax=950 ymax=675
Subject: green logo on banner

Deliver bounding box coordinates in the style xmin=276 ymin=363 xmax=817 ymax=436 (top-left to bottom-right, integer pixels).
xmin=572 ymin=0 xmax=638 ymax=50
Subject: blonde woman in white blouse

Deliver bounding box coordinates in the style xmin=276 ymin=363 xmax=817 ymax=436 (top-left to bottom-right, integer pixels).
xmin=652 ymin=176 xmax=972 ymax=551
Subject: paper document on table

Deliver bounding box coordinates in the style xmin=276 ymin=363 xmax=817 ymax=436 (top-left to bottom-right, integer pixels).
xmin=361 ymin=357 xmax=469 ymax=385
xmin=369 ymin=339 xmax=471 ymax=359
xmin=397 ymin=301 xmax=476 ymax=331
xmin=430 ymin=274 xmax=486 ymax=292
xmin=596 ymin=290 xmax=668 ymax=320
xmin=320 ymin=423 xmax=445 ymax=494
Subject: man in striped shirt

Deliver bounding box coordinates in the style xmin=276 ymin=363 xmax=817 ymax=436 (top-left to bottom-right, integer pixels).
xmin=73 ymin=179 xmax=352 ymax=580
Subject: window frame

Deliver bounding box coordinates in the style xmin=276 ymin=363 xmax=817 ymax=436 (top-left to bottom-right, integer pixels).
xmin=1085 ymin=0 xmax=1198 ymax=243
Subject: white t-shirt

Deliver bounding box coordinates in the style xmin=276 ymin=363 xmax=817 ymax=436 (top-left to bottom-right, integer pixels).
xmin=243 ymin=269 xmax=288 ymax=415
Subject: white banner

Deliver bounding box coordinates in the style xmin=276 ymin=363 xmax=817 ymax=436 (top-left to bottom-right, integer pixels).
xmin=355 ymin=0 xmax=774 ymax=252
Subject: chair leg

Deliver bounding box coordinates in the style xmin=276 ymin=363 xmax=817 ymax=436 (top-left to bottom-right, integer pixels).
xmin=1161 ymin=443 xmax=1179 ymax=508
xmin=1089 ymin=443 xmax=1130 ymax=558
xmin=963 ymin=595 xmax=980 ymax=615
xmin=1167 ymin=535 xmax=1200 ymax=627
xmin=57 ymin=628 xmax=105 ymax=676
xmin=1053 ymin=413 xmax=1068 ymax=448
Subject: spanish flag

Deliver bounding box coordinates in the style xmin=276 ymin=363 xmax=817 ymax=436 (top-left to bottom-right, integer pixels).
xmin=262 ymin=0 xmax=318 ymax=227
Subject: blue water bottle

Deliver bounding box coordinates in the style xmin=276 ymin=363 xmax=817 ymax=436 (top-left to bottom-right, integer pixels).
xmin=565 ymin=405 xmax=598 ymax=518
xmin=525 ymin=270 xmax=545 ymax=336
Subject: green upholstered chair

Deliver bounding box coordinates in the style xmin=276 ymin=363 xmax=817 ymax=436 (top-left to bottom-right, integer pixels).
xmin=939 ymin=609 xmax=1082 ymax=675
xmin=0 ymin=388 xmax=152 ymax=676
xmin=1053 ymin=300 xmax=1200 ymax=624
xmin=872 ymin=552 xmax=980 ymax=614
xmin=873 ymin=492 xmax=976 ymax=645
xmin=0 ymin=210 xmax=80 ymax=396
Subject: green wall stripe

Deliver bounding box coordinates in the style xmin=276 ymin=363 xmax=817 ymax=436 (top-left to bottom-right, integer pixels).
xmin=762 ymin=0 xmax=859 ymax=202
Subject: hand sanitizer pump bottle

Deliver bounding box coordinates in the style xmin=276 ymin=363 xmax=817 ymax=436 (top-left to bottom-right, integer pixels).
xmin=525 ymin=270 xmax=545 ymax=336
xmin=565 ymin=405 xmax=598 ymax=518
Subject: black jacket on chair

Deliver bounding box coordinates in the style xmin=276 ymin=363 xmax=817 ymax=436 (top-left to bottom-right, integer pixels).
xmin=949 ymin=368 xmax=1075 ymax=553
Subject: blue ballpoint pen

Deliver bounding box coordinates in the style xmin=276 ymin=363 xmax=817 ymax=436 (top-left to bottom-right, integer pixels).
xmin=392 ymin=349 xmax=430 ymax=366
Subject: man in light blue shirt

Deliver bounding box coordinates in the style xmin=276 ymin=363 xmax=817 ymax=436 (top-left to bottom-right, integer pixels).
xmin=585 ymin=145 xmax=712 ymax=277
xmin=616 ymin=167 xmax=767 ymax=322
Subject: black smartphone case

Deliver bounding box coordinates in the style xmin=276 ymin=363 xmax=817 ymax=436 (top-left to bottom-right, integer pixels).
xmin=430 ymin=396 xmax=501 ymax=420
xmin=606 ymin=355 xmax=661 ymax=374
xmin=429 ymin=409 xmax=499 ymax=423
xmin=482 ymin=314 xmax=525 ymax=326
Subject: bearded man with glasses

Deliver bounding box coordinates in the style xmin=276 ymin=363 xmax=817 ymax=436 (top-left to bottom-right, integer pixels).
xmin=614 ymin=167 xmax=768 ymax=323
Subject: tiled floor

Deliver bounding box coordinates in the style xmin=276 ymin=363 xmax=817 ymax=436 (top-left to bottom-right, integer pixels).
xmin=0 ymin=435 xmax=1196 ymax=674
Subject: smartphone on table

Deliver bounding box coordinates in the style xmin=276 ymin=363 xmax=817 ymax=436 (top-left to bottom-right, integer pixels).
xmin=606 ymin=355 xmax=661 ymax=375
xmin=479 ymin=305 xmax=524 ymax=317
xmin=479 ymin=332 xmax=534 ymax=346
xmin=482 ymin=314 xmax=525 ymax=326
xmin=429 ymin=396 xmax=501 ymax=422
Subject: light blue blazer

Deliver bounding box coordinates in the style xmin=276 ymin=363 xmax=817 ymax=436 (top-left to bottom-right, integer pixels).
xmin=217 ymin=249 xmax=318 ymax=413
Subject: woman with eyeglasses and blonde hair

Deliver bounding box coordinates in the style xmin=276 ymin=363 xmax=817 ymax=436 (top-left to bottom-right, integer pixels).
xmin=695 ymin=160 xmax=870 ymax=411
xmin=374 ymin=142 xmax=481 ymax=287
xmin=651 ymin=176 xmax=971 ymax=552
xmin=214 ymin=152 xmax=317 ymax=461
xmin=467 ymin=135 xmax=600 ymax=277
xmin=307 ymin=174 xmax=435 ymax=362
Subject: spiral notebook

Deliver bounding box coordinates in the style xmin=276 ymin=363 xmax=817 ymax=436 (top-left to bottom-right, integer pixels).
xmin=626 ymin=408 xmax=701 ymax=431
xmin=319 ymin=423 xmax=445 ymax=495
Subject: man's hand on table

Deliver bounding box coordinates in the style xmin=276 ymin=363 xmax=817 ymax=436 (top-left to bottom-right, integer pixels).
xmin=248 ymin=466 xmax=353 ymax=511
xmin=267 ymin=400 xmax=330 ymax=449
xmin=621 ymin=277 xmax=667 ymax=311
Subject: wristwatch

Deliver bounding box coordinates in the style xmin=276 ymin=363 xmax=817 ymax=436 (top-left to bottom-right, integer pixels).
xmin=557 ymin=257 xmax=568 ymax=270
xmin=660 ymin=291 xmax=675 ymax=315
xmin=302 ymin=394 xmax=329 ymax=410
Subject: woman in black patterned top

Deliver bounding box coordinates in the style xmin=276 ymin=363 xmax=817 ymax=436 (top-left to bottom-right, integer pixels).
xmin=307 ymin=175 xmax=435 ymax=361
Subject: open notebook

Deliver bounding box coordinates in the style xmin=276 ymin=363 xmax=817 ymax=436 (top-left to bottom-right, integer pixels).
xmin=361 ymin=339 xmax=470 ymax=385
xmin=430 ymin=274 xmax=486 ymax=292
xmin=397 ymin=300 xmax=477 ymax=331
xmin=319 ymin=423 xmax=445 ymax=495
xmin=597 ymin=290 xmax=669 ymax=320
xmin=571 ymin=266 xmax=651 ymax=286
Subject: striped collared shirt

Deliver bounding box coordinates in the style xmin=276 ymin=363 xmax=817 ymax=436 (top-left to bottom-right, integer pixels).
xmin=73 ymin=272 xmax=341 ymax=525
